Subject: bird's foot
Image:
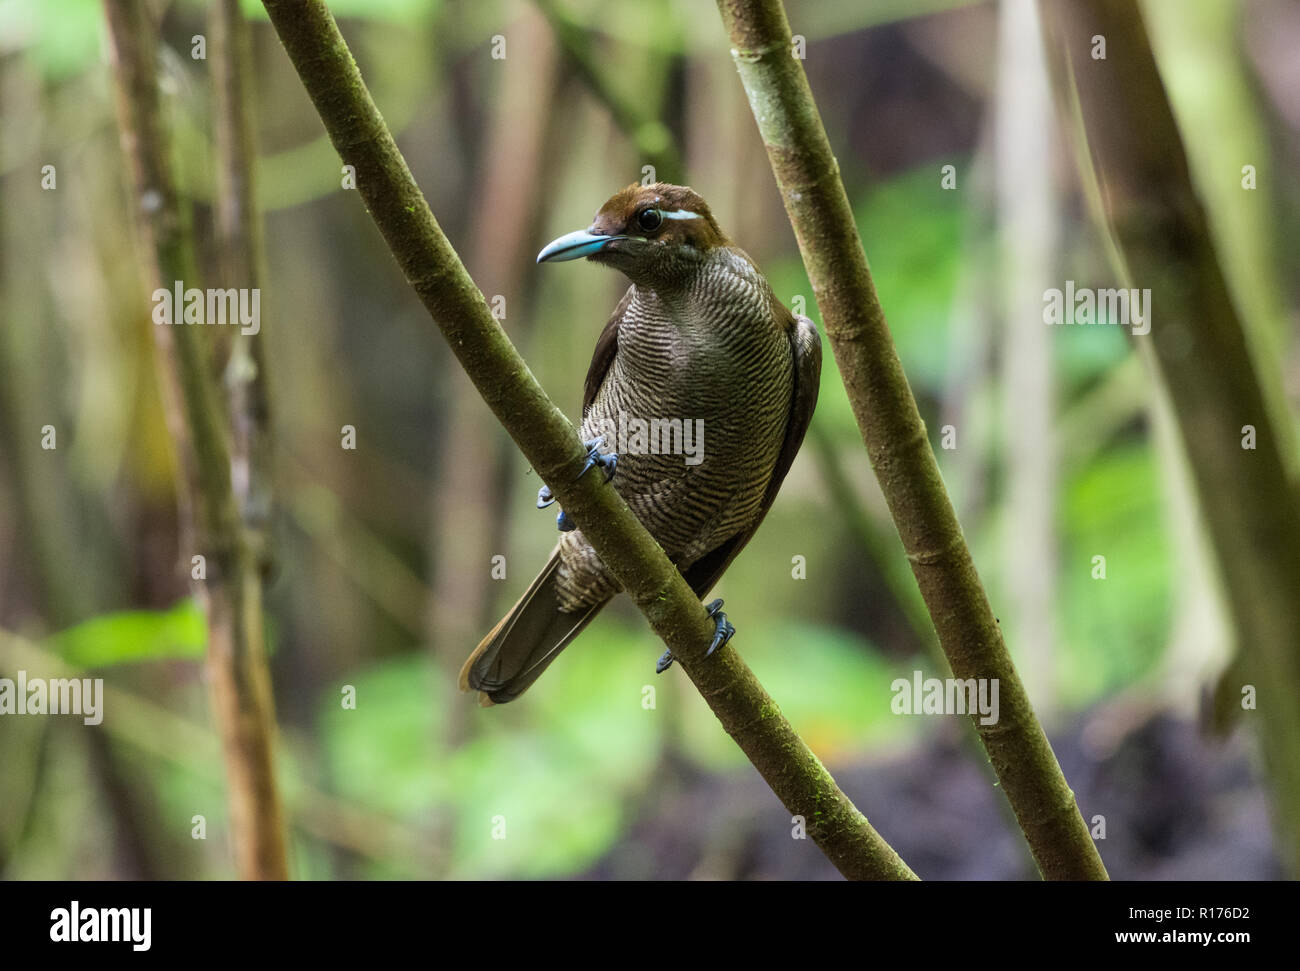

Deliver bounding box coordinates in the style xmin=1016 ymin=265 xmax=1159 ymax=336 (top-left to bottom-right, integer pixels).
xmin=704 ymin=599 xmax=735 ymax=657
xmin=536 ymin=438 xmax=617 ymax=532
xmin=578 ymin=436 xmax=618 ymax=482
xmin=654 ymin=599 xmax=735 ymax=674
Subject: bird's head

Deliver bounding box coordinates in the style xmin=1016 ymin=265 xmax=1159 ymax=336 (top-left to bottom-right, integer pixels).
xmin=536 ymin=183 xmax=729 ymax=287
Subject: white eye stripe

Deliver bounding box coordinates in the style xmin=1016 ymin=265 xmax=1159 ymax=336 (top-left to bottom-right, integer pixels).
xmin=660 ymin=209 xmax=701 ymax=220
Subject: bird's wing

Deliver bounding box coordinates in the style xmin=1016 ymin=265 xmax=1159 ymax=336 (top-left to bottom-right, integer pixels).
xmin=682 ymin=309 xmax=822 ymax=597
xmin=582 ymin=286 xmax=634 ymax=417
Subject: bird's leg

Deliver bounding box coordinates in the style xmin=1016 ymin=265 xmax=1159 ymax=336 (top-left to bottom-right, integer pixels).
xmin=655 ymin=599 xmax=735 ymax=673
xmin=538 ymin=438 xmax=618 ymax=533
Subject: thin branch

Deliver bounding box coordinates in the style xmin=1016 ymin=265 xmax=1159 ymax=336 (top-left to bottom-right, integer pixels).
xmin=260 ymin=0 xmax=915 ymax=881
xmin=995 ymin=0 xmax=1060 ymax=717
xmin=1041 ymin=0 xmax=1300 ymax=875
xmin=103 ymin=0 xmax=288 ymax=880
xmin=211 ymin=0 xmax=274 ymax=565
xmin=532 ymin=0 xmax=683 ymax=178
xmin=713 ymin=0 xmax=1107 ymax=880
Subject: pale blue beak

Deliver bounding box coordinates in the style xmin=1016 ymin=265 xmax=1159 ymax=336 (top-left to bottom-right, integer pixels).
xmin=536 ymin=229 xmax=627 ymax=264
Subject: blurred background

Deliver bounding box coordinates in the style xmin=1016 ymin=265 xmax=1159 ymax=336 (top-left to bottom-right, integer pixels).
xmin=0 ymin=0 xmax=1297 ymax=879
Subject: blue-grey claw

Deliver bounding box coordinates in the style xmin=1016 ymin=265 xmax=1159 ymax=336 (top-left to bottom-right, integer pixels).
xmin=656 ymin=601 xmax=733 ymax=673
xmin=536 ymin=439 xmax=615 ymax=524
xmin=578 ymin=436 xmax=618 ymax=482
xmin=704 ymin=599 xmax=735 ymax=657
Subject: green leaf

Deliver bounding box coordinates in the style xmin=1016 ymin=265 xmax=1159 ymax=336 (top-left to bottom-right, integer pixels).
xmin=47 ymin=600 xmax=206 ymax=667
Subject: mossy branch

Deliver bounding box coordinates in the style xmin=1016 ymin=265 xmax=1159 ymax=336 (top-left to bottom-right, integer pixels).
xmin=103 ymin=0 xmax=288 ymax=880
xmin=260 ymin=0 xmax=915 ymax=881
xmin=714 ymin=0 xmax=1107 ymax=880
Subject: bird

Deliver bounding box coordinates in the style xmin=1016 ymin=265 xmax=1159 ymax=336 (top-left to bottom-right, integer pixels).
xmin=459 ymin=182 xmax=821 ymax=705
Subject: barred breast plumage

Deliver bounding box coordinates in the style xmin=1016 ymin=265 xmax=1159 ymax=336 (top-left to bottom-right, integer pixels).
xmin=555 ymin=249 xmax=794 ymax=611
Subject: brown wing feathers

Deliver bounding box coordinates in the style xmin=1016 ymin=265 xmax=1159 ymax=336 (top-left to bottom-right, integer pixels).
xmin=682 ymin=311 xmax=821 ymax=597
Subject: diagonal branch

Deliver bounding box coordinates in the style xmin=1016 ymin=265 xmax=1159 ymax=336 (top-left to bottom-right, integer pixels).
xmin=260 ymin=0 xmax=915 ymax=881
xmin=713 ymin=0 xmax=1107 ymax=880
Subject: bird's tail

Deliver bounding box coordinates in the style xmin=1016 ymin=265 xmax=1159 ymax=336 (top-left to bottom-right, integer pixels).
xmin=459 ymin=547 xmax=608 ymax=705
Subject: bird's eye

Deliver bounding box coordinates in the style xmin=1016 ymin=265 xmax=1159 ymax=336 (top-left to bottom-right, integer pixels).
xmin=637 ymin=208 xmax=663 ymax=232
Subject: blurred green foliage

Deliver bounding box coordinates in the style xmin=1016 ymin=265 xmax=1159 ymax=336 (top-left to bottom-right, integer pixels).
xmin=317 ymin=617 xmax=910 ymax=877
xmin=0 ymin=0 xmax=103 ymax=80
xmin=1058 ymin=445 xmax=1170 ymax=702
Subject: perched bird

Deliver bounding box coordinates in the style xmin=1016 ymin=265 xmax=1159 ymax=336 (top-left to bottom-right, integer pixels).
xmin=460 ymin=183 xmax=821 ymax=704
